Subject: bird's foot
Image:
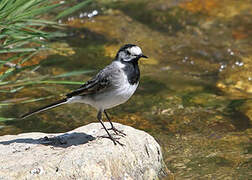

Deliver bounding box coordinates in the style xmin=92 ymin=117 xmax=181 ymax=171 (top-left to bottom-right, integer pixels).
xmin=99 ymin=135 xmax=124 ymax=146
xmin=108 ymin=127 xmax=126 ymax=136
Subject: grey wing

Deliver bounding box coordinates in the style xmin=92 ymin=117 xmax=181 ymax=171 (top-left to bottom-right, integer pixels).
xmin=66 ymin=63 xmax=119 ymax=98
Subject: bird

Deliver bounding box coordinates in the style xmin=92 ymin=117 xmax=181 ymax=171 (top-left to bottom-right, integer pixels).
xmin=21 ymin=44 xmax=148 ymax=145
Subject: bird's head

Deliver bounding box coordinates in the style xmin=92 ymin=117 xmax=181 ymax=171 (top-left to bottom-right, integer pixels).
xmin=115 ymin=44 xmax=148 ymax=63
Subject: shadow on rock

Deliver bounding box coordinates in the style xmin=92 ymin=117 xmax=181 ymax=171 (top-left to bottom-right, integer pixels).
xmin=0 ymin=132 xmax=95 ymax=148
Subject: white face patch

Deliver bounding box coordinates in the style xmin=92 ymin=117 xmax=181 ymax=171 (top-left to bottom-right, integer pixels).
xmin=128 ymin=46 xmax=142 ymax=56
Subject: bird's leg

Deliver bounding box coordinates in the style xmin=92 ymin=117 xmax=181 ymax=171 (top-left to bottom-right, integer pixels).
xmin=97 ymin=110 xmax=123 ymax=146
xmin=104 ymin=110 xmax=126 ymax=136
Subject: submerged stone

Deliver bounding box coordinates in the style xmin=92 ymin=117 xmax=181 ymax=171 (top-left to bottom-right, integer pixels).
xmin=217 ymin=56 xmax=252 ymax=98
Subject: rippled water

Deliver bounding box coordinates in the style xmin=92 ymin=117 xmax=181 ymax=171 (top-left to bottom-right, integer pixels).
xmin=1 ymin=0 xmax=252 ymax=179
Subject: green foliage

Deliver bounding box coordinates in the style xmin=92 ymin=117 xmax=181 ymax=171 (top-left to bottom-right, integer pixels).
xmin=0 ymin=69 xmax=92 ymax=90
xmin=56 ymin=0 xmax=92 ymax=20
xmin=0 ymin=117 xmax=16 ymax=122
xmin=0 ymin=69 xmax=92 ymax=121
xmin=0 ymin=0 xmax=92 ymax=81
xmin=0 ymin=0 xmax=92 ymax=121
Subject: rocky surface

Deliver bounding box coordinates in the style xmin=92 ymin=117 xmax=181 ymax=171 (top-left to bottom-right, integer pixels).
xmin=0 ymin=123 xmax=168 ymax=180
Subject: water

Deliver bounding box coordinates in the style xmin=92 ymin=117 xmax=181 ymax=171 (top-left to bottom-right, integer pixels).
xmin=1 ymin=0 xmax=252 ymax=179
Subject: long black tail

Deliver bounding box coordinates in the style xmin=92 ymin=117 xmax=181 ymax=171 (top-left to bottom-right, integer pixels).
xmin=20 ymin=98 xmax=68 ymax=119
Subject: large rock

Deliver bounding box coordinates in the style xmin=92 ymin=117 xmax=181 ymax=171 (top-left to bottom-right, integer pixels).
xmin=0 ymin=123 xmax=168 ymax=180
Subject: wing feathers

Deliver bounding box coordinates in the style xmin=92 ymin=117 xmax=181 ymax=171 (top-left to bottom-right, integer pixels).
xmin=66 ymin=63 xmax=116 ymax=97
xmin=66 ymin=78 xmax=99 ymax=97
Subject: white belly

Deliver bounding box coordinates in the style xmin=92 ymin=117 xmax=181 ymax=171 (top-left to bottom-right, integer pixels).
xmin=98 ymin=82 xmax=138 ymax=109
xmin=68 ymin=81 xmax=138 ymax=110
xmin=85 ymin=81 xmax=138 ymax=110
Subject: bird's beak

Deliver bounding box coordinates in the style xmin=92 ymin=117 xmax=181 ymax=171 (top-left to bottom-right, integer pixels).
xmin=140 ymin=54 xmax=148 ymax=59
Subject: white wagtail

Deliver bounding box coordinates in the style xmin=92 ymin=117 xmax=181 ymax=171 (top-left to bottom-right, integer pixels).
xmin=21 ymin=44 xmax=148 ymax=145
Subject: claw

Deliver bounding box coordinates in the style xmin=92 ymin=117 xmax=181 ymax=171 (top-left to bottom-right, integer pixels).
xmin=99 ymin=135 xmax=124 ymax=146
xmin=108 ymin=127 xmax=126 ymax=136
